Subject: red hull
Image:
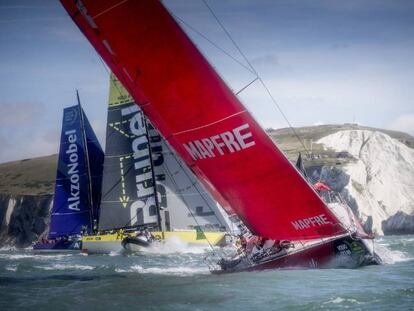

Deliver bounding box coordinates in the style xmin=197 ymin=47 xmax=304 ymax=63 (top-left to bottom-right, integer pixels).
xmin=213 ymin=235 xmax=381 ymax=274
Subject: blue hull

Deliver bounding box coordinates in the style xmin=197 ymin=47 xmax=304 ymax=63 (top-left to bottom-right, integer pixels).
xmin=33 ymin=239 xmax=82 ymax=253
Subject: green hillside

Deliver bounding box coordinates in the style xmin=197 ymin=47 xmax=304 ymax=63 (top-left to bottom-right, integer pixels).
xmin=0 ymin=154 xmax=57 ymax=195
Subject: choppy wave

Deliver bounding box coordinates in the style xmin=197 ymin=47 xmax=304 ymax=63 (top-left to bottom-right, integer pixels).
xmin=108 ymin=250 xmax=123 ymax=257
xmin=323 ymin=297 xmax=363 ymax=305
xmin=375 ymin=237 xmax=413 ymax=264
xmin=115 ymin=264 xmax=209 ymax=276
xmin=5 ymin=265 xmax=17 ymax=272
xmin=375 ymin=244 xmax=411 ymax=264
xmin=0 ymin=253 xmax=72 ymax=260
xmin=35 ymin=264 xmax=95 ymax=271
xmin=0 ymin=246 xmax=17 ymax=251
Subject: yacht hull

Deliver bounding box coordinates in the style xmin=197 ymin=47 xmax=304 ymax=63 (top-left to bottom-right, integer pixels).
xmin=82 ymin=231 xmax=227 ymax=254
xmin=213 ymin=235 xmax=381 ymax=274
xmin=33 ymin=239 xmax=82 ymax=254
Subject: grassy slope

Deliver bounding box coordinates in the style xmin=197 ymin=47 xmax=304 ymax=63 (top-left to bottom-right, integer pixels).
xmin=0 ymin=154 xmax=57 ymax=195
xmin=0 ymin=124 xmax=412 ymax=196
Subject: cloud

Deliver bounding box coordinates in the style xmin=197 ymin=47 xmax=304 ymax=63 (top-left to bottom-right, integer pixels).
xmin=25 ymin=131 xmax=59 ymax=157
xmin=0 ymin=102 xmax=44 ymax=125
xmin=0 ymin=127 xmax=59 ymax=164
xmin=387 ymin=114 xmax=414 ymax=136
xmin=0 ymin=134 xmax=11 ymax=150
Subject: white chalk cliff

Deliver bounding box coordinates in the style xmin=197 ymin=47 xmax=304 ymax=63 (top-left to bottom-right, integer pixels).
xmin=318 ymin=130 xmax=414 ymax=235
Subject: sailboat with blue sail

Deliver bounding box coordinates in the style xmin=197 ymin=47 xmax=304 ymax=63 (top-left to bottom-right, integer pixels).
xmin=33 ymin=92 xmax=104 ymax=253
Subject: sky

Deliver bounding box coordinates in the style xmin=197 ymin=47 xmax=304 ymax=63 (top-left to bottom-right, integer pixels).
xmin=0 ymin=0 xmax=413 ymax=163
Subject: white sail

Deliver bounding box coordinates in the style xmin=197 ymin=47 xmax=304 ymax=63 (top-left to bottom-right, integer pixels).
xmin=148 ymin=123 xmax=233 ymax=232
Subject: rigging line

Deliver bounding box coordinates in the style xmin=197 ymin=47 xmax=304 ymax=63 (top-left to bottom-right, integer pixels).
xmin=201 ymin=0 xmax=310 ymax=155
xmin=171 ymin=13 xmax=255 ymax=75
xmin=235 ymin=77 xmax=259 ymax=96
xmin=96 ymin=56 xmax=122 ymax=101
xmin=201 ymin=0 xmax=256 ymax=75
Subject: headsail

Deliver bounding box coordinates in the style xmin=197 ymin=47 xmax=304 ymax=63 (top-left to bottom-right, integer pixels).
xmin=61 ymin=0 xmax=347 ymax=240
xmin=49 ymin=104 xmax=104 ymax=239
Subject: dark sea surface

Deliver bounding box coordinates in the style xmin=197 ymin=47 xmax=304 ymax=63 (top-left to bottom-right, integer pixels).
xmin=0 ymin=235 xmax=413 ymax=311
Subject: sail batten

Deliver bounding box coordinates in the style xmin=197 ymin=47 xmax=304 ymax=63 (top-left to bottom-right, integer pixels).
xmin=61 ymin=0 xmax=346 ymax=240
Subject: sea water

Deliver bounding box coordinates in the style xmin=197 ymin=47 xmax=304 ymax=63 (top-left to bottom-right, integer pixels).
xmin=0 ymin=235 xmax=413 ymax=311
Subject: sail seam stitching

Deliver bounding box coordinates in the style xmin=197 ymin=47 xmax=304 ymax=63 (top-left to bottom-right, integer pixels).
xmin=172 ymin=110 xmax=247 ymax=136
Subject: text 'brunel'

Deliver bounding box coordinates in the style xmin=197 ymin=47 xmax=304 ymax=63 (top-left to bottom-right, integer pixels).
xmin=183 ymin=123 xmax=255 ymax=161
xmin=65 ymin=129 xmax=81 ymax=211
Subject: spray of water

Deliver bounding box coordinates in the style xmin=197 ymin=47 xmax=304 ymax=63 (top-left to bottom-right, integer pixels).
xmin=138 ymin=236 xmax=209 ymax=255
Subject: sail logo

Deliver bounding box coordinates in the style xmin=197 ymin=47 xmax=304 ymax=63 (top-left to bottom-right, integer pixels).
xmin=118 ymin=104 xmax=159 ymax=224
xmin=123 ymin=107 xmax=155 ymax=200
xmin=291 ymin=214 xmax=331 ymax=230
xmin=65 ymin=129 xmax=81 ymax=211
xmin=183 ymin=123 xmax=255 ymax=161
xmin=64 ymin=107 xmax=78 ymax=125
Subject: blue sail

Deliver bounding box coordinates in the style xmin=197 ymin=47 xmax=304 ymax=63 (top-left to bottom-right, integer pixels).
xmin=48 ymin=104 xmax=103 ymax=239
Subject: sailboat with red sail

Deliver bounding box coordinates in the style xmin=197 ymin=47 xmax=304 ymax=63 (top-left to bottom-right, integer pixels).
xmin=60 ymin=0 xmax=381 ymax=272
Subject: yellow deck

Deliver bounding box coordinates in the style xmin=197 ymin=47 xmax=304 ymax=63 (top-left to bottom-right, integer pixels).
xmin=82 ymin=230 xmax=227 ymax=246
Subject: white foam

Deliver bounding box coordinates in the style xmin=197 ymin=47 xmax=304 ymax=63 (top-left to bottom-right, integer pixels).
xmin=324 ymin=297 xmax=361 ymax=305
xmin=5 ymin=265 xmax=17 ymax=272
xmin=115 ymin=264 xmax=209 ymax=276
xmin=35 ymin=264 xmax=95 ymax=271
xmin=375 ymin=244 xmax=411 ymax=264
xmin=108 ymin=250 xmax=122 ymax=257
xmin=0 ymin=253 xmax=35 ymax=260
xmin=0 ymin=246 xmax=17 ymax=251
xmin=139 ymin=237 xmax=208 ymax=255
xmin=0 ymin=253 xmax=73 ymax=261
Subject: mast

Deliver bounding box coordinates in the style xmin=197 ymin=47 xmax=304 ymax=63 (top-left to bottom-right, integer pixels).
xmin=144 ymin=118 xmax=163 ymax=232
xmin=77 ymin=90 xmax=95 ymax=233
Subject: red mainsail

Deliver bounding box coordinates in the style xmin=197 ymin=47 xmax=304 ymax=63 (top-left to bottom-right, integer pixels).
xmin=61 ymin=0 xmax=347 ymax=240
